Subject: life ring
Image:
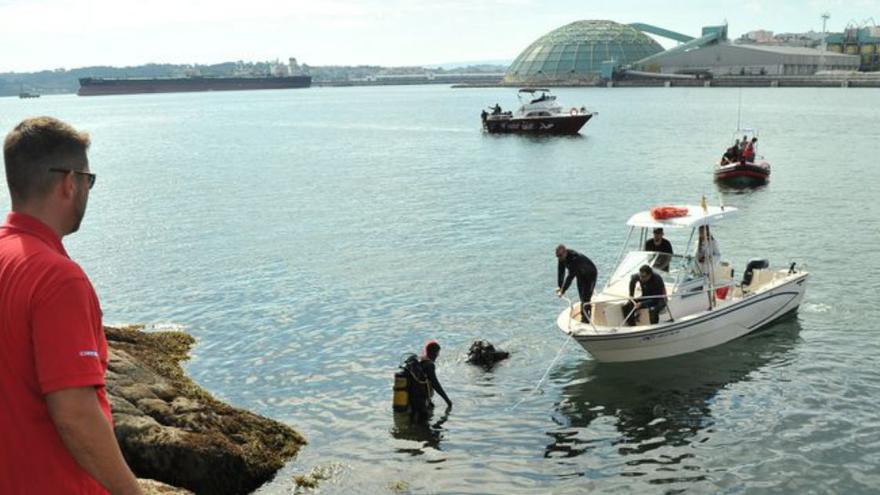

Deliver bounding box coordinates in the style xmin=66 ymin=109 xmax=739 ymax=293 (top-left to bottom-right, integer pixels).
xmin=570 ymin=108 xmax=578 ymax=116
xmin=650 ymin=206 xmax=689 ymax=220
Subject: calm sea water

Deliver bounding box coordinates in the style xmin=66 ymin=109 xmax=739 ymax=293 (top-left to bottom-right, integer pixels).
xmin=2 ymin=85 xmax=879 ymax=494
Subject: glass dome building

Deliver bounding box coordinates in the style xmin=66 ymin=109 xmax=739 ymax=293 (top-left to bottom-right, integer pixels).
xmin=505 ymin=20 xmax=665 ymax=83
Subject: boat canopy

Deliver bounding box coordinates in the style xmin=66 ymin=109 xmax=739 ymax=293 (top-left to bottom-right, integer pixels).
xmin=518 ymin=88 xmax=550 ymax=93
xmin=626 ymin=205 xmax=737 ymax=229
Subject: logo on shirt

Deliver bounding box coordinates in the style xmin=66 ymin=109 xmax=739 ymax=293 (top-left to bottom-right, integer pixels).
xmin=79 ymin=350 xmax=99 ymax=358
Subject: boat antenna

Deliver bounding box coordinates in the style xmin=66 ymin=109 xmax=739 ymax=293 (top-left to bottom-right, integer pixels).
xmin=736 ymin=87 xmax=742 ymax=131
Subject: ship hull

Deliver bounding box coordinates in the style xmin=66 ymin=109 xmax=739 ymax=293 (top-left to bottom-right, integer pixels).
xmin=77 ymin=76 xmax=311 ymax=96
xmin=714 ymin=161 xmax=770 ymax=188
xmin=482 ymin=114 xmax=592 ymax=135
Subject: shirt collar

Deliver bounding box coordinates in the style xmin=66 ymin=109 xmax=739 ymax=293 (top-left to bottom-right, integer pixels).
xmin=2 ymin=212 xmax=69 ymax=258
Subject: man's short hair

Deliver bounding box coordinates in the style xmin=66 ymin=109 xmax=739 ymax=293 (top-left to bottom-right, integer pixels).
xmin=653 ymin=228 xmax=663 ymax=234
xmin=639 ymin=265 xmax=653 ymax=276
xmin=555 ymin=244 xmax=566 ymax=257
xmin=3 ymin=116 xmax=90 ymax=203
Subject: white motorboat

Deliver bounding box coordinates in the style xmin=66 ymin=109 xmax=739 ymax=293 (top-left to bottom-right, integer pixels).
xmin=556 ymin=203 xmax=808 ymax=363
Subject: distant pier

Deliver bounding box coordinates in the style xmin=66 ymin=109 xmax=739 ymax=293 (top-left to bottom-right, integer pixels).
xmin=454 ymin=74 xmax=880 ymax=89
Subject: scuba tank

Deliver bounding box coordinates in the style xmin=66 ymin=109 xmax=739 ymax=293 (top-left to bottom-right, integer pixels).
xmin=392 ymin=354 xmax=428 ymax=412
xmin=392 ymin=369 xmax=409 ymax=412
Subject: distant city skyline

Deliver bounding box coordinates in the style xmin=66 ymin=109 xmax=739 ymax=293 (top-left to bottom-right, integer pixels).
xmin=1 ymin=0 xmax=877 ymax=73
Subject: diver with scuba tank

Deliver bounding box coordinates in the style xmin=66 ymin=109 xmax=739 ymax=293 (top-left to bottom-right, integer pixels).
xmin=393 ymin=340 xmax=452 ymax=421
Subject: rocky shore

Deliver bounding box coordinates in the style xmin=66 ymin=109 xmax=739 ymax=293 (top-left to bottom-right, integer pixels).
xmin=105 ymin=325 xmax=306 ymax=495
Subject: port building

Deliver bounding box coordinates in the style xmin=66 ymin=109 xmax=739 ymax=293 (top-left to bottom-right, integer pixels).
xmin=504 ymin=20 xmax=664 ymax=84
xmin=634 ymin=38 xmax=860 ymax=76
xmin=505 ymin=20 xmax=860 ymax=84
xmin=826 ymin=25 xmax=880 ymax=71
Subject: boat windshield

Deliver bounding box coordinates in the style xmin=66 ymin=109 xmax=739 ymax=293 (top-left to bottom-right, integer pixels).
xmin=608 ymin=251 xmax=696 ymax=288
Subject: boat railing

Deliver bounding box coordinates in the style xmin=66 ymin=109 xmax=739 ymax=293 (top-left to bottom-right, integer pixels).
xmin=560 ymin=281 xmax=743 ymax=334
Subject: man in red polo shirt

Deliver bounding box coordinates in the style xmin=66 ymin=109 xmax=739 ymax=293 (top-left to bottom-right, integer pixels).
xmin=0 ymin=117 xmax=141 ymax=494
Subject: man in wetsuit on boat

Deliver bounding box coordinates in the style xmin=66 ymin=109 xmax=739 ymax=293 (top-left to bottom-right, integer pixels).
xmin=721 ymin=145 xmax=739 ymax=165
xmin=623 ymin=265 xmax=668 ymax=325
xmin=556 ymin=244 xmax=598 ymax=323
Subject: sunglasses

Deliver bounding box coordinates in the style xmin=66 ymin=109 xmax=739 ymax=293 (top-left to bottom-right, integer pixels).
xmin=49 ymin=168 xmax=96 ymax=189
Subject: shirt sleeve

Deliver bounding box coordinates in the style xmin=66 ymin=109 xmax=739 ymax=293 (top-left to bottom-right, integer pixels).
xmin=557 ymin=260 xmax=565 ymax=289
xmin=32 ymin=277 xmax=105 ymax=395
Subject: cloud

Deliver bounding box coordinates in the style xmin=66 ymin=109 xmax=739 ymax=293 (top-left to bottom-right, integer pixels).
xmin=0 ymin=0 xmax=377 ymax=34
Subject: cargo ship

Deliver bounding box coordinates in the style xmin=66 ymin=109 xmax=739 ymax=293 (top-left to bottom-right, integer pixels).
xmin=77 ymin=74 xmax=311 ymax=96
xmin=78 ymin=57 xmax=312 ymax=96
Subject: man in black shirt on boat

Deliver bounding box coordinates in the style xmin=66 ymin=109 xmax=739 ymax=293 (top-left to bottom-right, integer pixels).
xmin=721 ymin=145 xmax=739 ymax=165
xmin=644 ymin=228 xmax=673 ymax=271
xmin=623 ymin=265 xmax=668 ymax=326
xmin=556 ymin=244 xmax=598 ymax=323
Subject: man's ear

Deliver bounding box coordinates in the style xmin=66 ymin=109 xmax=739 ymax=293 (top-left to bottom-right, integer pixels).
xmin=57 ymin=172 xmax=77 ymax=200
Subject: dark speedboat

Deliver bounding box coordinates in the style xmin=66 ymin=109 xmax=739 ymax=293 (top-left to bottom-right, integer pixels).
xmin=714 ymin=128 xmax=770 ymax=188
xmin=714 ymin=161 xmax=771 ymax=188
xmin=481 ymin=88 xmax=594 ymax=135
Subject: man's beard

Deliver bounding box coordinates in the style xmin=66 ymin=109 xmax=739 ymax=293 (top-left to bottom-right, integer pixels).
xmin=69 ymin=185 xmax=88 ymax=234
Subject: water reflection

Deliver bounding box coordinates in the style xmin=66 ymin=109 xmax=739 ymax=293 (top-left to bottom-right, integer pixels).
xmin=390 ymin=408 xmax=451 ymax=455
xmin=715 ymin=182 xmax=768 ymax=194
xmin=546 ymin=318 xmax=802 ymax=468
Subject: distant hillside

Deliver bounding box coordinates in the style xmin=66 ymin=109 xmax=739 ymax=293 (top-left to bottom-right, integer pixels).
xmin=424 ymin=59 xmax=512 ymax=70
xmin=1 ymin=61 xmax=509 ymax=96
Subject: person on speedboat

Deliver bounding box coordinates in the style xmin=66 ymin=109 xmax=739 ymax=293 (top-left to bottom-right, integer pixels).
xmin=721 ymin=144 xmax=739 ymax=165
xmin=622 ymin=265 xmax=668 ymax=326
xmin=555 ymin=244 xmax=598 ymax=323
xmin=742 ymin=137 xmax=757 ymax=163
xmin=644 ymin=227 xmax=673 ymax=271
xmin=695 ymin=225 xmax=721 ymax=280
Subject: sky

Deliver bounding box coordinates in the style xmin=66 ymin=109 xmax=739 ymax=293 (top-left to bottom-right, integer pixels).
xmin=0 ymin=0 xmax=878 ymax=72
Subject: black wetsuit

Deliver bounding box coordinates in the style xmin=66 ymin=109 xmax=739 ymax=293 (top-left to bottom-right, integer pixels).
xmin=644 ymin=238 xmax=673 ymax=271
xmin=420 ymin=357 xmax=450 ymax=408
xmin=722 ymin=146 xmax=738 ymax=164
xmin=558 ymin=250 xmax=598 ymax=322
xmin=623 ymin=271 xmax=668 ymax=325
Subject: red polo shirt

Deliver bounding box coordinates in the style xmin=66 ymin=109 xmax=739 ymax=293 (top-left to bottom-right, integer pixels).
xmin=0 ymin=212 xmax=110 ymax=494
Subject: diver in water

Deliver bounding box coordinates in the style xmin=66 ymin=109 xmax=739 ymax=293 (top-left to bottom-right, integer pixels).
xmin=407 ymin=340 xmax=452 ymax=421
xmin=420 ymin=340 xmax=452 ymax=410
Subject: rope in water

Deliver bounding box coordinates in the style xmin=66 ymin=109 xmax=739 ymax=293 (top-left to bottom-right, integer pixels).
xmin=510 ymin=305 xmax=576 ymax=411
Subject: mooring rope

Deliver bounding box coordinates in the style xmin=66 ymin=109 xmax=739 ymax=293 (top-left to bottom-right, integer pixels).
xmin=510 ymin=334 xmax=573 ymax=411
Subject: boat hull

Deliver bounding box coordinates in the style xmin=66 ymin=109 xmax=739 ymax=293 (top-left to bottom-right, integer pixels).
xmin=714 ymin=161 xmax=770 ymax=188
xmin=557 ymin=272 xmax=808 ymax=362
xmin=483 ymin=114 xmax=592 ymax=135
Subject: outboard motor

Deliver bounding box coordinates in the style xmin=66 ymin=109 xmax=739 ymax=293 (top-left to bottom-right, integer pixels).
xmin=742 ymin=259 xmax=769 ymax=286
